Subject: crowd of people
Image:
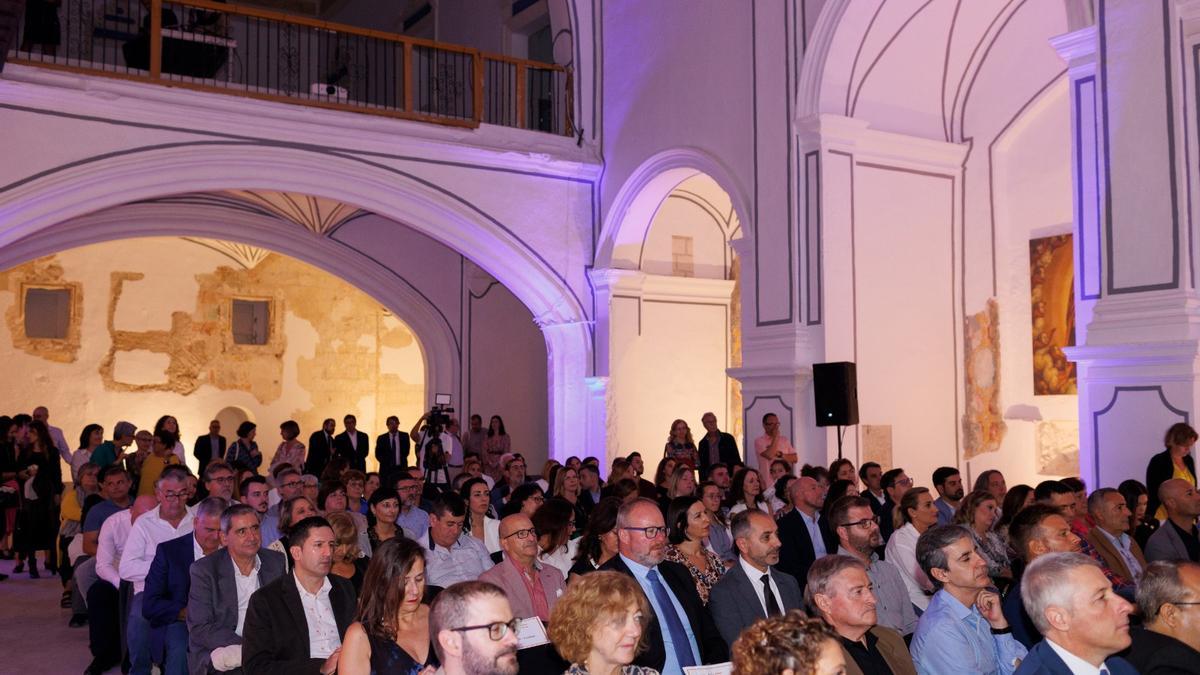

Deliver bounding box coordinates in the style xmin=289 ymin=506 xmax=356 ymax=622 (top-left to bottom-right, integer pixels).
xmin=4 ymin=408 xmax=1200 ymax=674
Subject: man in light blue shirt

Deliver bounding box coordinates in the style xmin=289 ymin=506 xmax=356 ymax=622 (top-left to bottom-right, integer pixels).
xmin=911 ymin=524 xmax=1026 ymax=674
xmin=396 ymin=474 xmax=430 ymax=541
xmin=420 ymin=493 xmax=493 ymax=588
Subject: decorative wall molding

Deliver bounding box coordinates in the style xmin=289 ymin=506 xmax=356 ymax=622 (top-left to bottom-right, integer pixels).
xmin=796 ymin=114 xmax=969 ymax=174
xmin=1050 ymin=26 xmax=1099 ymax=68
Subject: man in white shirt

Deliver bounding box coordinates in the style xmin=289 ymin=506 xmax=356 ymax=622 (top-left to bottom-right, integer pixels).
xmin=1015 ymin=552 xmax=1138 ymax=674
xmin=119 ymin=465 xmax=195 ymax=675
xmin=86 ymin=495 xmax=156 ymax=675
xmin=32 ymin=405 xmax=71 ymax=464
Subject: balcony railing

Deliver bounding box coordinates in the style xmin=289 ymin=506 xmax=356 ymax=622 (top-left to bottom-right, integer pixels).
xmin=6 ymin=0 xmax=573 ymax=135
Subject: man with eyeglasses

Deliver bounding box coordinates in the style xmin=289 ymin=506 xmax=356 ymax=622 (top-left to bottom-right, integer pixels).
xmin=1124 ymin=560 xmax=1200 ymax=672
xmin=708 ymin=509 xmax=804 ymax=649
xmin=430 ymin=580 xmax=520 ymax=675
xmin=830 ymin=495 xmax=918 ymax=637
xmin=260 ymin=467 xmax=303 ymax=544
xmin=490 ymin=455 xmax=529 ymax=514
xmin=479 ymin=513 xmax=566 ymax=622
xmin=119 ymin=465 xmax=196 ymax=675
xmin=601 ymin=497 xmax=727 ymax=672
xmin=421 ymin=492 xmax=494 ymax=589
xmin=203 ymin=461 xmax=238 ymax=502
xmin=396 ymin=473 xmax=432 ymax=541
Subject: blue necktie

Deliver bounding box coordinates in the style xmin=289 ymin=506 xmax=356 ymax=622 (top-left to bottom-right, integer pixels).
xmin=646 ymin=568 xmax=696 ymax=668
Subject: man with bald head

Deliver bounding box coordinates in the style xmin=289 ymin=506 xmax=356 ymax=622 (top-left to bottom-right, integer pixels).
xmin=478 ymin=513 xmax=565 ymax=622
xmin=777 ymin=475 xmax=837 ymax=593
xmin=709 ymin=509 xmax=804 ymax=648
xmin=1146 ymin=478 xmax=1200 ymax=563
xmin=601 ymin=497 xmax=728 ymax=671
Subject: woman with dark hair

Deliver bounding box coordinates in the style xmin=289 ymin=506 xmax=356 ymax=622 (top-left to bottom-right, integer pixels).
xmin=266 ymin=495 xmax=317 ymax=570
xmin=770 ymin=475 xmax=796 ymax=518
xmin=570 ymin=496 xmax=622 ymax=577
xmin=652 ymin=457 xmax=678 ymax=498
xmin=1118 ymin=479 xmax=1157 ymax=549
xmin=819 ymin=479 xmax=859 ymax=521
xmin=15 ymin=420 xmax=62 ymax=578
xmin=729 ymin=467 xmax=770 ymax=516
xmin=71 ymin=423 xmax=104 ymax=480
xmin=153 ymin=415 xmax=187 ymax=465
xmin=340 ymin=537 xmax=438 ymax=674
xmin=461 ymin=476 xmax=500 ymax=554
xmin=1147 ymin=422 xmax=1198 ymax=521
xmin=995 ymin=483 xmax=1035 ymax=539
xmin=664 ymin=419 xmax=698 ymax=470
xmin=225 ymin=420 xmax=262 ymax=471
xmin=271 ymin=420 xmax=306 ymax=474
xmin=664 ymin=496 xmax=726 ymax=604
xmin=700 ymin=481 xmax=733 ymax=561
xmin=318 ymin=479 xmax=349 ymax=515
xmin=534 ymin=496 xmax=578 ymax=575
xmin=828 ymin=458 xmax=855 ymax=484
xmin=367 ymin=488 xmax=401 ymax=553
xmin=482 ymin=415 xmax=511 ymax=479
xmin=0 ymin=416 xmax=19 ymax=559
xmin=502 ymin=483 xmax=545 ymax=518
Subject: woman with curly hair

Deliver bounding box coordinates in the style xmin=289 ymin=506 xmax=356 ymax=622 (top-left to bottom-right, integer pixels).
xmin=549 ymin=570 xmax=659 ymax=675
xmin=731 ymin=611 xmax=845 ymax=675
xmin=663 ymin=419 xmax=698 ymax=470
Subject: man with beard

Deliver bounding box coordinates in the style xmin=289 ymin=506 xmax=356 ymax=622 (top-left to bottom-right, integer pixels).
xmin=708 ymin=509 xmax=804 ymax=649
xmin=601 ymin=498 xmax=727 ymax=671
xmin=808 ymin=555 xmax=917 ymax=675
xmin=1003 ymin=505 xmax=1084 ymax=649
xmin=830 ymin=495 xmax=918 ymax=637
xmin=430 ymin=581 xmax=520 ymax=675
xmin=242 ymin=516 xmax=355 ymax=675
xmin=777 ymin=476 xmax=837 ymax=593
xmin=239 ymin=475 xmax=270 ymax=521
xmin=931 ymin=467 xmax=964 ymax=525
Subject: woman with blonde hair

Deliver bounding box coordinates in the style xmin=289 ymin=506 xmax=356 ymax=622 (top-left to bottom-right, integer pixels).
xmin=953 ymin=489 xmax=1011 ymax=584
xmin=730 ymin=611 xmax=845 ymax=675
xmin=536 ymin=459 xmax=562 ymax=493
xmin=664 ymin=419 xmax=698 ymax=470
xmin=549 ymin=570 xmax=659 ymax=675
xmin=326 ymin=510 xmax=369 ymax=593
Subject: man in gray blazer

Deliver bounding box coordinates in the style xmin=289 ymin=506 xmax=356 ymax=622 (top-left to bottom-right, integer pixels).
xmin=708 ymin=509 xmax=804 ymax=648
xmin=1146 ymin=479 xmax=1200 ymax=563
xmin=187 ymin=504 xmax=286 ymax=675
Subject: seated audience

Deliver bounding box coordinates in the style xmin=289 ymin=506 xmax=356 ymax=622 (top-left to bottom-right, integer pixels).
xmin=267 ymin=495 xmax=318 ymax=570
xmin=490 ymin=455 xmax=529 ymax=513
xmin=910 ymin=524 xmax=1027 ymax=674
xmin=995 ymin=484 xmax=1035 ymax=540
xmin=806 ymin=555 xmax=917 ymax=675
xmin=461 ymin=477 xmax=501 ymax=555
xmin=600 ymin=497 xmax=728 ymax=670
xmin=954 ymin=489 xmax=1012 ymax=585
xmin=242 ymin=516 xmax=356 ymax=674
xmin=777 ymin=476 xmax=836 ymax=594
xmin=260 ymin=468 xmax=304 ymax=543
xmin=974 ymin=469 xmax=1008 ymax=504
xmin=429 ymin=581 xmax=520 ymax=675
xmin=340 ymin=537 xmax=438 ymax=674
xmin=88 ymin=494 xmax=156 ymax=675
xmin=202 ymin=462 xmax=237 ymax=502
xmin=663 ymin=495 xmax=726 ymax=603
xmin=501 ymin=483 xmax=545 ymax=518
xmin=1061 ymin=476 xmax=1091 ymax=536
xmin=1015 ymin=552 xmax=1136 ymax=674
xmin=878 ymin=467 xmax=912 ymax=545
xmin=395 ymin=474 xmax=431 ymax=541
xmin=1118 ymin=479 xmax=1158 ymax=550
xmin=579 ymin=463 xmax=604 ymax=514
xmin=533 ymin=497 xmax=577 ymax=575
xmin=1124 ymin=560 xmax=1200 ymax=673
xmin=240 ymin=475 xmax=270 ymax=522
xmin=301 ymin=474 xmax=320 ymax=504
xmin=187 ymin=503 xmax=287 ymax=674
xmin=1146 ymin=478 xmax=1200 ymax=563
xmin=931 ymin=466 xmax=964 ymax=525
xmin=1086 ymin=487 xmax=1147 ymax=587
xmin=420 ymin=492 xmax=494 ymax=588
xmin=829 ymin=495 xmax=918 ymax=637
xmin=479 ymin=513 xmax=565 ymax=622
xmin=729 ymin=611 xmax=845 ymax=675
xmin=553 ymin=465 xmax=588 ymax=531
xmin=138 ymin=430 xmax=183 ymax=497
xmin=548 ymin=570 xmax=656 ymax=675
xmin=709 ymin=509 xmax=804 ymax=649
xmin=569 ymin=496 xmax=622 ymax=577
xmin=885 ymin=486 xmax=939 ymax=612
xmin=764 ymin=458 xmax=793 ymax=508
xmin=729 ymin=467 xmax=770 ymax=516
xmin=1004 ymin=504 xmax=1082 ymax=649
xmin=343 ymin=470 xmax=367 ymax=516
xmin=1035 ymin=480 xmax=1079 ymax=519
xmin=326 ymin=511 xmax=368 ymax=593
xmin=366 ymin=488 xmax=402 ymax=553
xmin=819 ymin=479 xmax=859 ymax=523
xmin=658 ymin=465 xmax=697 ymax=516
xmin=699 ymin=481 xmax=733 ymax=561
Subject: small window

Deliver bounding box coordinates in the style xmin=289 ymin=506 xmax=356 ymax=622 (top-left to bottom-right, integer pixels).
xmin=24 ymin=287 xmax=71 ymax=339
xmin=231 ymin=299 xmax=270 ymax=345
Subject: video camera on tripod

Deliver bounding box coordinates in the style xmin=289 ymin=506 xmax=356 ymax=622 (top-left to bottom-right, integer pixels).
xmin=422 ymin=393 xmax=454 ymax=477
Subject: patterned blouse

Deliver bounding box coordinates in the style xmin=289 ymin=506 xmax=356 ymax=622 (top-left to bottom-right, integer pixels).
xmin=565 ymin=665 xmax=659 ymax=675
xmin=665 ymin=543 xmax=728 ymax=604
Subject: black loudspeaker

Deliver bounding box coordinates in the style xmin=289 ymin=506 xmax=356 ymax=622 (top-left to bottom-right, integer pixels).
xmin=813 ymin=361 xmax=859 ymax=427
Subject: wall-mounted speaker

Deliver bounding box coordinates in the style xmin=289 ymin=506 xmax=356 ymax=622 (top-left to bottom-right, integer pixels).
xmin=813 ymin=361 xmax=859 ymax=427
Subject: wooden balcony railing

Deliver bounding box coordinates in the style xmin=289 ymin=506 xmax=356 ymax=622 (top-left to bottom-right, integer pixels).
xmin=7 ymin=0 xmax=573 ymax=135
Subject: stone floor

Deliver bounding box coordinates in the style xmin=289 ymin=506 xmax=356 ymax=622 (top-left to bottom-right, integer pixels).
xmin=0 ymin=555 xmax=114 ymax=674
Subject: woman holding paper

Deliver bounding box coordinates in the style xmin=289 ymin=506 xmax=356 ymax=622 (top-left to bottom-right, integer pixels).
xmin=549 ymin=571 xmax=660 ymax=675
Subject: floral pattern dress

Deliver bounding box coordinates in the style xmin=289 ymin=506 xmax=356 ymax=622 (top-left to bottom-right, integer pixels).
xmin=664 ymin=543 xmax=728 ymax=604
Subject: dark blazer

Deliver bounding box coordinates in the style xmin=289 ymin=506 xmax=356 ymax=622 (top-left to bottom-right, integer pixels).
xmin=1147 ymin=449 xmax=1196 ymax=523
xmin=599 ymin=555 xmax=729 ymax=669
xmin=192 ymin=434 xmax=226 ymax=477
xmin=187 ymin=547 xmax=287 ymax=675
xmin=374 ymin=431 xmax=411 ymax=479
xmin=333 ymin=431 xmax=370 ymax=472
xmin=697 ymin=432 xmax=740 ymax=479
xmin=870 ymin=493 xmax=896 ymax=547
xmin=839 ymin=626 xmax=918 ymax=675
xmin=304 ymin=430 xmax=335 ymax=478
xmin=1145 ymin=520 xmax=1198 ymax=563
xmin=143 ymin=533 xmax=197 ymax=663
xmin=1122 ymin=625 xmax=1200 ymax=674
xmin=707 ymin=560 xmax=803 ymax=648
xmin=1002 ymin=576 xmax=1042 ymax=649
xmin=776 ymin=508 xmax=838 ymax=593
xmin=1014 ymin=639 xmax=1138 ymax=674
xmin=241 ymin=572 xmax=356 ymax=675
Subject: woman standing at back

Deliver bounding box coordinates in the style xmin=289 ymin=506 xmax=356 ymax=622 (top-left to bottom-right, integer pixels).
xmin=1146 ymin=422 xmax=1197 ymax=522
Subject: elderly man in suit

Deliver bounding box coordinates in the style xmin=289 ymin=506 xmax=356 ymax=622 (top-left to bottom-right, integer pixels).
xmin=808 ymin=555 xmax=917 ymax=675
xmin=188 ymin=503 xmax=286 ymax=675
xmin=1146 ymin=479 xmax=1200 ymax=563
xmin=600 ymin=498 xmax=728 ymax=671
xmin=1085 ymin=488 xmax=1147 ymax=586
xmin=709 ymin=509 xmax=804 ymax=649
xmin=142 ymin=497 xmax=227 ymax=675
xmin=1014 ymin=553 xmax=1137 ymax=674
xmin=1124 ymin=560 xmax=1200 ymax=673
xmin=479 ymin=513 xmax=565 ymax=622
xmin=777 ymin=476 xmax=838 ymax=594
xmin=241 ymin=517 xmax=356 ymax=675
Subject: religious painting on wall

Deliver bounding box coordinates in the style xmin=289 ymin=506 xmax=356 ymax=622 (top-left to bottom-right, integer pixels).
xmin=1030 ymin=234 xmax=1076 ymax=395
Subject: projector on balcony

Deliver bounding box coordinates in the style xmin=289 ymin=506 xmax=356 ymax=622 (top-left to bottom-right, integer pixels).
xmin=310 ymin=83 xmax=349 ymax=101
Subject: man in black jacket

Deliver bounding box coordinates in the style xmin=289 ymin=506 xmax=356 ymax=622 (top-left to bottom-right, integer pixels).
xmin=600 ymin=498 xmax=728 ymax=671
xmin=1124 ymin=560 xmax=1200 ymax=672
xmin=242 ymin=517 xmax=356 ymax=675
xmin=697 ymin=412 xmax=740 ymax=481
xmin=374 ymin=415 xmax=410 ymax=481
xmin=191 ymin=420 xmax=225 ymax=479
xmin=305 ymin=419 xmax=336 ymax=478
xmin=333 ymin=414 xmax=369 ymax=473
xmin=777 ymin=476 xmax=837 ymax=594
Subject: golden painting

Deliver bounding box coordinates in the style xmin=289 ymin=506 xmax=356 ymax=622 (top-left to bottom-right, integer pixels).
xmin=1030 ymin=234 xmax=1076 ymax=395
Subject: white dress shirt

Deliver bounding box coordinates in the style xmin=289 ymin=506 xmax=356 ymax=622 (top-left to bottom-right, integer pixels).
xmin=295 ymin=575 xmax=341 ymax=659
xmin=96 ymin=509 xmax=134 ymax=588
xmin=232 ymin=555 xmax=262 ymax=635
xmin=537 ymin=538 xmax=579 ymax=577
xmin=739 ymin=555 xmax=784 ymax=616
xmin=1046 ymin=639 xmax=1107 ymax=675
xmin=118 ymin=504 xmax=195 ymax=593
xmin=885 ymin=522 xmax=932 ymax=611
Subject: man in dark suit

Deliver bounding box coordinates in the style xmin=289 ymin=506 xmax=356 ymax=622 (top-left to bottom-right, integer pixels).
xmin=1123 ymin=560 xmax=1200 ymax=673
xmin=1145 ymin=478 xmax=1200 ymax=563
xmin=600 ymin=498 xmax=728 ymax=671
xmin=777 ymin=476 xmax=837 ymax=593
xmin=304 ymin=418 xmax=336 ymax=478
xmin=333 ymin=414 xmax=369 ymax=473
xmin=708 ymin=510 xmax=804 ymax=649
xmin=187 ymin=503 xmax=286 ymax=675
xmin=697 ymin=412 xmax=740 ymax=481
xmin=192 ymin=420 xmax=226 ymax=479
xmin=808 ymin=555 xmax=917 ymax=675
xmin=374 ymin=415 xmax=410 ymax=482
xmin=242 ymin=516 xmax=356 ymax=675
xmin=1014 ymin=552 xmax=1137 ymax=674
xmin=142 ymin=497 xmax=227 ymax=675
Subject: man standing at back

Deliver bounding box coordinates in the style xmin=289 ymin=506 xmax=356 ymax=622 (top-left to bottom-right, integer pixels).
xmin=374 ymin=415 xmax=410 ymax=481
xmin=32 ymin=405 xmax=71 ymax=464
xmin=192 ymin=420 xmax=225 ymax=481
xmin=334 ymin=414 xmax=368 ymax=473
xmin=305 ymin=419 xmax=336 ymax=479
xmin=697 ymin=412 xmax=740 ymax=480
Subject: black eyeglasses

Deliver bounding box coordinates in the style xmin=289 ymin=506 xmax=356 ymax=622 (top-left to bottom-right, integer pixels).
xmin=622 ymin=526 xmax=666 ymax=539
xmin=450 ymin=619 xmax=519 ymax=641
xmin=503 ymin=528 xmax=536 ymax=540
xmin=839 ymin=516 xmax=880 ymax=530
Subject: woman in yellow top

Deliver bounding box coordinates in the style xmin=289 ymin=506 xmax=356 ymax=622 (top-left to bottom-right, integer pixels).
xmin=1146 ymin=423 xmax=1197 ymax=522
xmin=138 ymin=430 xmax=182 ymax=497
